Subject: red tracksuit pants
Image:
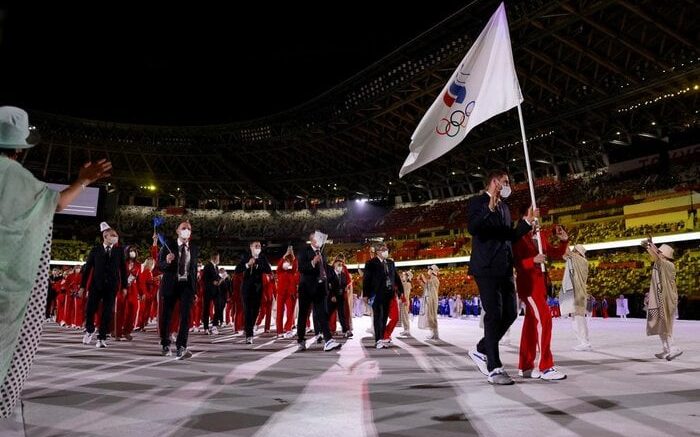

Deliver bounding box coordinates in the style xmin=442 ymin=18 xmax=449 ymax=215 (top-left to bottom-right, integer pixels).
xmin=276 ymin=291 xmax=296 ymax=334
xmin=115 ymin=291 xmax=139 ymax=338
xmin=519 ymin=288 xmax=554 ymax=372
xmin=382 ymin=297 xmax=400 ymax=341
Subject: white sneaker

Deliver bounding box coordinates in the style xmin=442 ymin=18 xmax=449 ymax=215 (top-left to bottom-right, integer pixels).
xmin=397 ymin=331 xmax=411 ymax=339
xmin=654 ymin=351 xmax=669 ymax=359
xmin=82 ymin=332 xmax=94 ymax=345
xmin=96 ymin=340 xmax=107 ymax=348
xmin=375 ymin=340 xmax=386 ymax=349
xmin=540 ymin=367 xmax=567 ymax=381
xmin=210 ymin=326 xmax=219 ymax=336
xmin=468 ymin=349 xmax=489 ymax=376
xmin=246 ymin=337 xmax=253 ymax=345
xmin=518 ymin=368 xmax=542 ymax=379
xmin=487 ymin=367 xmax=514 ymax=385
xmin=324 ymin=339 xmax=342 ymax=351
xmin=573 ymin=343 xmax=592 ymax=351
xmin=666 ymin=349 xmax=683 ymax=361
xmin=283 ymin=331 xmax=295 ymax=339
xmin=383 ymin=339 xmax=393 ymax=347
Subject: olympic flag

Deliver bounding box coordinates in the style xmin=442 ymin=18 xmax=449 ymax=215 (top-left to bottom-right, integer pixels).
xmin=399 ymin=2 xmax=522 ymax=178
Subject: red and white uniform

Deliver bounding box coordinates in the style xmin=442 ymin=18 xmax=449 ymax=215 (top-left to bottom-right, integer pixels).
xmin=513 ymin=229 xmax=568 ymax=372
xmin=115 ymin=259 xmax=141 ymax=338
xmin=55 ymin=275 xmax=68 ymax=325
xmin=65 ymin=270 xmax=82 ymax=327
xmin=230 ymin=271 xmax=245 ymax=333
xmin=256 ymin=273 xmax=275 ymax=332
xmin=275 ymin=258 xmax=298 ymax=335
xmin=137 ymin=267 xmax=156 ymax=330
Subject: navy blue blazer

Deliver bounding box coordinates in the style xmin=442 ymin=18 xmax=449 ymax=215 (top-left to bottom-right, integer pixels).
xmin=467 ymin=192 xmax=531 ymax=277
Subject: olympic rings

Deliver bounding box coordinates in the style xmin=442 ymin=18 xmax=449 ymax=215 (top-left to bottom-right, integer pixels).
xmin=435 ymin=100 xmax=476 ymax=137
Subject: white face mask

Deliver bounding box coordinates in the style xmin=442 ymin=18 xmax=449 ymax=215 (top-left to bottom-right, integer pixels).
xmin=219 ymin=272 xmax=227 ymax=279
xmin=499 ymin=184 xmax=511 ymax=198
xmin=178 ymin=229 xmax=191 ymax=240
xmin=129 ymin=251 xmax=136 ymax=259
xmin=335 ymin=266 xmax=343 ymax=274
xmin=252 ymin=248 xmax=261 ymax=257
xmin=380 ymin=250 xmax=389 ymax=259
xmin=282 ymin=261 xmax=292 ymax=270
xmin=110 ymin=236 xmax=119 ymax=245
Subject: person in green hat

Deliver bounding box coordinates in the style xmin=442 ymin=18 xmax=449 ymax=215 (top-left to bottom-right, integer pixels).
xmin=0 ymin=106 xmax=112 ymax=429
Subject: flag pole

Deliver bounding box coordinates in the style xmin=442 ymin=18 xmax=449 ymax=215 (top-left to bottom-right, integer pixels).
xmin=516 ymin=104 xmax=545 ymax=272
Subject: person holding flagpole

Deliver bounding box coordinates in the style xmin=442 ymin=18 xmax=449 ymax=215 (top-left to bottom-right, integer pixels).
xmin=467 ymin=172 xmax=535 ymax=384
xmin=158 ymin=220 xmax=198 ymax=359
xmin=396 ymin=2 xmax=542 ymax=384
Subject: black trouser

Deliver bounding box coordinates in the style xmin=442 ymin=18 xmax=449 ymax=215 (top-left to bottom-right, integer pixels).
xmin=85 ymin=287 xmax=116 ymax=341
xmin=372 ymin=291 xmax=392 ymax=343
xmin=242 ymin=291 xmax=262 ymax=338
xmin=297 ymin=281 xmax=332 ymax=343
xmin=215 ymin=292 xmax=226 ymax=327
xmin=312 ymin=305 xmax=321 ymax=335
xmin=46 ymin=285 xmax=57 ymax=319
xmin=474 ymin=275 xmax=518 ymax=372
xmin=160 ymin=281 xmax=194 ymax=349
xmin=327 ymin=292 xmax=350 ymax=333
xmin=202 ymin=291 xmax=219 ymax=330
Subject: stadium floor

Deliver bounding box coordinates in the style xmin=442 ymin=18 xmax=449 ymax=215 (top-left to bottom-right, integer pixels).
xmin=18 ymin=316 xmax=700 ymax=436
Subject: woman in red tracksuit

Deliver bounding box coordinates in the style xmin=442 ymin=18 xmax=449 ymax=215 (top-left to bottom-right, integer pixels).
xmin=115 ymin=246 xmax=141 ymax=341
xmin=66 ymin=266 xmax=82 ymax=328
xmin=256 ymin=272 xmax=276 ymax=333
xmin=136 ymin=257 xmax=157 ymax=331
xmin=72 ymin=266 xmax=86 ymax=329
xmin=276 ymin=251 xmax=299 ymax=337
xmin=513 ymin=224 xmax=569 ymax=381
xmin=56 ymin=270 xmax=68 ymax=326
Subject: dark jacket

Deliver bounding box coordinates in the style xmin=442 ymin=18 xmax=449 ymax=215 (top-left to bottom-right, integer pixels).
xmin=362 ymin=256 xmax=401 ymax=302
xmin=81 ymin=243 xmax=128 ymax=293
xmin=297 ymin=245 xmax=330 ymax=294
xmin=467 ymin=192 xmax=531 ymax=277
xmin=328 ymin=267 xmax=348 ymax=297
xmin=158 ymin=239 xmax=199 ymax=295
xmin=203 ymin=261 xmax=220 ymax=296
xmin=235 ymin=251 xmax=271 ymax=295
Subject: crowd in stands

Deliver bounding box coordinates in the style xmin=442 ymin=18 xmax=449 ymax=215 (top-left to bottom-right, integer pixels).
xmin=566 ymin=220 xmax=686 ymax=243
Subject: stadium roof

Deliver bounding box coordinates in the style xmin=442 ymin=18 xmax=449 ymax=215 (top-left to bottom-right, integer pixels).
xmin=3 ymin=1 xmax=699 ymax=205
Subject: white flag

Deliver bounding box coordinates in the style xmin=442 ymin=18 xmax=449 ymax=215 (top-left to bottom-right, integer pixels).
xmin=313 ymin=230 xmax=329 ymax=248
xmin=399 ymin=2 xmax=523 ymax=178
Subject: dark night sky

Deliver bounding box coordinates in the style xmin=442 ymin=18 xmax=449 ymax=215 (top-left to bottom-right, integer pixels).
xmin=0 ymin=2 xmax=469 ymax=125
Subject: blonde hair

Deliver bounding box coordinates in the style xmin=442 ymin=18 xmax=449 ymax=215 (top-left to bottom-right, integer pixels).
xmin=143 ymin=257 xmax=155 ymax=271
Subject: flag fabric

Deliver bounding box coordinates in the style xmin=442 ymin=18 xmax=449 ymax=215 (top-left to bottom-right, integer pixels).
xmin=314 ymin=230 xmax=329 ymax=248
xmin=152 ymin=216 xmax=165 ymax=228
xmin=399 ymin=2 xmax=523 ymax=178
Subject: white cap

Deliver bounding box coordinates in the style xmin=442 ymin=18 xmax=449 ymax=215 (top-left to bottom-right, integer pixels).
xmin=99 ymin=222 xmax=111 ymax=232
xmin=658 ymin=244 xmax=674 ymax=260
